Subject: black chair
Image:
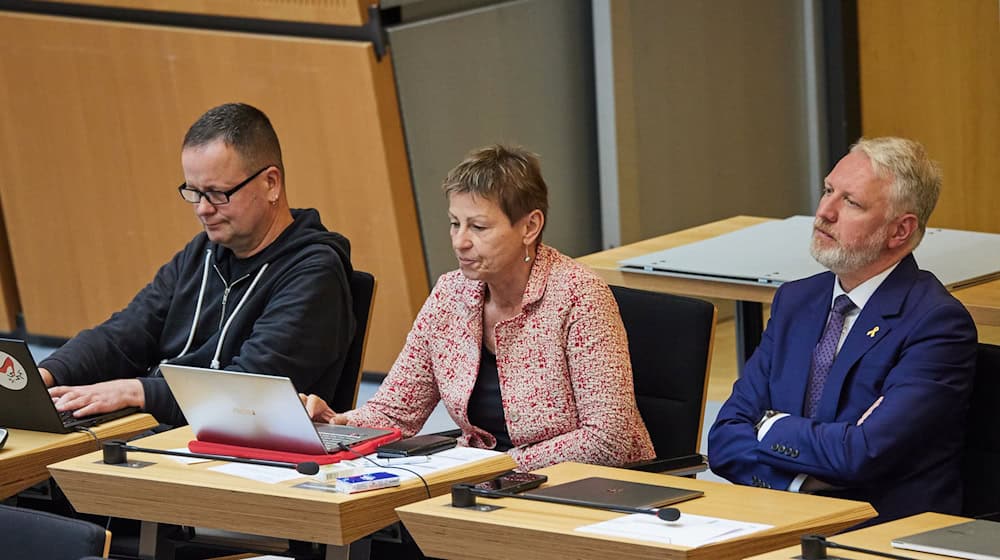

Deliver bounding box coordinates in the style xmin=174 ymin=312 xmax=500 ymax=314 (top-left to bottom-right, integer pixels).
xmin=330 ymin=270 xmax=377 ymax=412
xmin=0 ymin=504 xmax=110 ymax=559
xmin=432 ymin=285 xmax=715 ymax=474
xmin=610 ymin=286 xmax=716 ymax=474
xmin=961 ymin=342 xmax=1000 ymax=520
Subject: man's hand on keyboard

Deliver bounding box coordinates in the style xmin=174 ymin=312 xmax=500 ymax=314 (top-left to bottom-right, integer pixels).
xmin=48 ymin=379 xmax=145 ymax=417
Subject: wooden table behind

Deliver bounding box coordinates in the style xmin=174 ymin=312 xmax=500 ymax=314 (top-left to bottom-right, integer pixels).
xmin=397 ymin=462 xmax=877 ymax=560
xmin=578 ymin=215 xmax=1000 ymax=325
xmin=577 ymin=216 xmax=776 ymax=304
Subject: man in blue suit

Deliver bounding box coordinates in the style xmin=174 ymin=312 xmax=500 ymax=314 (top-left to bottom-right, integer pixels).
xmin=708 ymin=137 xmax=977 ymax=524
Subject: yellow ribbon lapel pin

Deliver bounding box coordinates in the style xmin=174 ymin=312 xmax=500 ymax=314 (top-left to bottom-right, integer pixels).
xmin=866 ymin=326 xmax=880 ymax=338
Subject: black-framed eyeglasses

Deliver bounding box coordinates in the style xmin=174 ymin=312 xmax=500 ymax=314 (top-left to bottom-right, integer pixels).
xmin=177 ymin=165 xmax=272 ymax=205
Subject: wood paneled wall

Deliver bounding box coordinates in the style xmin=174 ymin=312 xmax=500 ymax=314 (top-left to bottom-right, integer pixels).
xmin=0 ymin=11 xmax=426 ymax=372
xmin=49 ymin=0 xmax=370 ymax=25
xmin=0 ymin=221 xmax=19 ymax=332
xmin=858 ymin=0 xmax=1000 ymax=232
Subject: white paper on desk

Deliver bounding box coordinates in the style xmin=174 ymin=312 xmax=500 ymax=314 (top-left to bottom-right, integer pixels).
xmin=576 ymin=513 xmax=771 ymax=548
xmin=209 ymin=463 xmax=306 ymax=484
xmin=165 ymin=448 xmax=212 ymax=464
xmin=432 ymin=447 xmax=505 ymax=462
xmin=356 ymin=447 xmax=505 ymax=481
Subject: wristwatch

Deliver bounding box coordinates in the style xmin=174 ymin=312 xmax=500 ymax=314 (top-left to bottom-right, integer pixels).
xmin=755 ymin=409 xmax=781 ymax=434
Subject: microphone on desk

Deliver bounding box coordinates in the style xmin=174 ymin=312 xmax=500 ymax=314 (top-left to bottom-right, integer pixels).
xmin=101 ymin=440 xmax=321 ymax=476
xmin=800 ymin=534 xmax=918 ymax=560
xmin=450 ymin=483 xmax=682 ymax=522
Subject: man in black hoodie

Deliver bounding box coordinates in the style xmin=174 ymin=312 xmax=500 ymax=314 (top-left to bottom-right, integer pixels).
xmin=40 ymin=103 xmax=354 ymax=426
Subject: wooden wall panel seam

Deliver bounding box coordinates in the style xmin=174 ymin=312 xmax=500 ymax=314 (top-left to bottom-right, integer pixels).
xmin=3 ymin=0 xmax=371 ymax=26
xmin=0 ymin=0 xmax=389 ymax=58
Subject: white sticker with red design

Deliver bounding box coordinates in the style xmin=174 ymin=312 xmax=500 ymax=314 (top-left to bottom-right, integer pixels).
xmin=0 ymin=351 xmax=28 ymax=390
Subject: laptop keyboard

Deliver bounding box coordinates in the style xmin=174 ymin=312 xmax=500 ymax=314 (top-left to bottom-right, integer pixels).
xmin=59 ymin=409 xmax=87 ymax=427
xmin=58 ymin=407 xmax=138 ymax=429
xmin=318 ymin=429 xmax=363 ymax=451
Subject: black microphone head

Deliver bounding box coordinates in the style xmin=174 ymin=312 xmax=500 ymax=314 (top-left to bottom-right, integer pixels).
xmin=800 ymin=534 xmax=828 ymax=560
xmin=297 ymin=462 xmax=320 ymax=475
xmin=655 ymin=507 xmax=681 ymax=522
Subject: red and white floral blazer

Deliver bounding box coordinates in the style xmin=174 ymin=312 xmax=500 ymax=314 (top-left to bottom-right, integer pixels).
xmin=345 ymin=244 xmax=655 ymax=471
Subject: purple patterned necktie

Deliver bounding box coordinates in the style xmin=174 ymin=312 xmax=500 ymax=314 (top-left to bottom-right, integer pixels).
xmin=804 ymin=294 xmax=856 ymax=418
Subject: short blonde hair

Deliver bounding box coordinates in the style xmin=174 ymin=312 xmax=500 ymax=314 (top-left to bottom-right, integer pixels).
xmin=851 ymin=137 xmax=941 ymax=246
xmin=442 ymin=145 xmax=549 ymax=234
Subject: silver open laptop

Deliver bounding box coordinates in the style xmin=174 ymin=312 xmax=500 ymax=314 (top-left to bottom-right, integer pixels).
xmin=159 ymin=364 xmax=394 ymax=455
xmin=619 ymin=215 xmax=1000 ymax=289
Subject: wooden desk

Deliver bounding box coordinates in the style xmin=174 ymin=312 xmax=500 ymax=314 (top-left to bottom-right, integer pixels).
xmin=396 ymin=462 xmax=877 ymax=560
xmin=745 ymin=512 xmax=972 ymax=559
xmin=578 ymin=215 xmax=1000 ymax=367
xmin=953 ymin=281 xmax=1000 ymax=327
xmin=0 ymin=413 xmax=157 ymax=499
xmin=49 ymin=427 xmax=516 ymax=558
xmin=577 ymin=216 xmax=776 ymax=305
xmin=578 ymin=216 xmax=774 ymax=368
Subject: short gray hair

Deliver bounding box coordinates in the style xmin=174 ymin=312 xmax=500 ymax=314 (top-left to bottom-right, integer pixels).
xmin=182 ymin=103 xmax=283 ymax=175
xmin=850 ymin=137 xmax=941 ymax=246
xmin=442 ymin=144 xmax=549 ymax=232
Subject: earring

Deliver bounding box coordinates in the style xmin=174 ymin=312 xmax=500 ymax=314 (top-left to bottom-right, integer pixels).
xmin=523 ymin=246 xmax=532 ymax=263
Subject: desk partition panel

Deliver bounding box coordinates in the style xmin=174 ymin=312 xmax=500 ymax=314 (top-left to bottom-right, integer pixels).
xmin=0 ymin=8 xmax=425 ymax=371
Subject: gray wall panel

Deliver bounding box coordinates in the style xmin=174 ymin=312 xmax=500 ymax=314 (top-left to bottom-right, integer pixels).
xmin=388 ymin=0 xmax=601 ymax=284
xmin=610 ymin=0 xmax=816 ymax=244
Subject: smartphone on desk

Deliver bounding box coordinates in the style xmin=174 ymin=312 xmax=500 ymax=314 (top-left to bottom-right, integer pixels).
xmin=376 ymin=434 xmax=457 ymax=458
xmin=475 ymin=472 xmax=548 ymax=494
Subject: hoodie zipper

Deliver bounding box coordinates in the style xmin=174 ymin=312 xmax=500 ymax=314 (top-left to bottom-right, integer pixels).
xmin=214 ymin=265 xmax=252 ymax=331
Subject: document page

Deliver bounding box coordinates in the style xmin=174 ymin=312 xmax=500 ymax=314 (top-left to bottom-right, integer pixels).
xmin=355 ymin=447 xmax=505 ymax=481
xmin=210 ymin=463 xmax=307 ymax=484
xmin=576 ymin=512 xmax=771 ymax=548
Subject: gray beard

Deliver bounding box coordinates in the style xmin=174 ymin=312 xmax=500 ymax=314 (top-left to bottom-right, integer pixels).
xmin=809 ymin=231 xmax=885 ymax=276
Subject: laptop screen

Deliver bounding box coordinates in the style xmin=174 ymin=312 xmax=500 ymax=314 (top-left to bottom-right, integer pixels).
xmin=160 ymin=364 xmax=392 ymax=455
xmin=0 ymin=338 xmax=125 ymax=433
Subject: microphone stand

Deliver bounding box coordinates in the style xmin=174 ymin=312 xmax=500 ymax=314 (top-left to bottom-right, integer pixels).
xmin=451 ymin=483 xmax=681 ymax=522
xmin=101 ymin=440 xmax=320 ymax=475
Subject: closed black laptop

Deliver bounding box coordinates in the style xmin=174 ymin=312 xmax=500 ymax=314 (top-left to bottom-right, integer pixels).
xmin=525 ymin=477 xmax=703 ymax=509
xmin=0 ymin=338 xmax=137 ymax=433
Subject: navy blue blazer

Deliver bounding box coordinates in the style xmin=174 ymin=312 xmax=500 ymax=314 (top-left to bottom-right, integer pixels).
xmin=708 ymin=254 xmax=976 ymax=523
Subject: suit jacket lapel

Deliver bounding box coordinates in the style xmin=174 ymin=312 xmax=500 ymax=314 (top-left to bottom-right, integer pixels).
xmin=815 ymin=254 xmax=918 ymax=419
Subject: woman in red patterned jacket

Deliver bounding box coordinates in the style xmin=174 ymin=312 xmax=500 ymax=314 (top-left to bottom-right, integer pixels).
xmin=305 ymin=145 xmax=654 ymax=471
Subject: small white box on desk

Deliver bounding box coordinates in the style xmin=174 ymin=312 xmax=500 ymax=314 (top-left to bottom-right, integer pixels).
xmin=335 ymin=472 xmax=401 ymax=494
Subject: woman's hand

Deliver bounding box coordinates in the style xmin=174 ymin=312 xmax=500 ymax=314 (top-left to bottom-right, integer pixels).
xmin=299 ymin=393 xmax=349 ymax=424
